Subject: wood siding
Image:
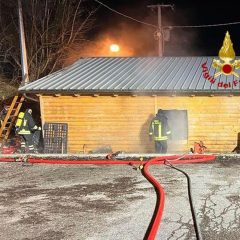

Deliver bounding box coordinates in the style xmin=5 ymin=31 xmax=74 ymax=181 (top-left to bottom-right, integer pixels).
xmin=40 ymin=95 xmax=240 ymax=153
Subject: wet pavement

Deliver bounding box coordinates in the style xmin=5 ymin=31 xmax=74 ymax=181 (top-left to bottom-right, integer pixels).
xmin=0 ymin=156 xmax=239 ymax=240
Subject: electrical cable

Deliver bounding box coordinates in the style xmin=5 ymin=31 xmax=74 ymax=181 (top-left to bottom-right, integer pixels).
xmin=168 ymin=21 xmax=240 ymax=28
xmin=94 ymin=0 xmax=240 ymax=29
xmin=93 ymin=0 xmax=157 ymax=28
xmin=164 ymin=158 xmax=203 ymax=240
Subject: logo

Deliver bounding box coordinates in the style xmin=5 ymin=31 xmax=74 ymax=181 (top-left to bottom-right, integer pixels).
xmin=201 ymin=31 xmax=240 ymax=88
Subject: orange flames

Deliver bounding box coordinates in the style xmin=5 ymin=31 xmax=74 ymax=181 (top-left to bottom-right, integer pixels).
xmin=64 ymin=36 xmax=135 ymax=66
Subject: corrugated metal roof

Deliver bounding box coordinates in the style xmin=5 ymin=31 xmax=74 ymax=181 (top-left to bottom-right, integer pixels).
xmin=19 ymin=57 xmax=240 ymax=94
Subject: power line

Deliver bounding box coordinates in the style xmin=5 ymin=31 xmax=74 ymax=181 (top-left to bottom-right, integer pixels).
xmin=93 ymin=0 xmax=157 ymax=28
xmin=94 ymin=0 xmax=240 ymax=29
xmin=169 ymin=21 xmax=240 ymax=28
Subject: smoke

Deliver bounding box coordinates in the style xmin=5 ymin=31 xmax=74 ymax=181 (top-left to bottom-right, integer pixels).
xmin=63 ymin=3 xmax=201 ymax=66
xmin=63 ymin=21 xmax=157 ymax=66
xmin=161 ymin=6 xmax=200 ymax=56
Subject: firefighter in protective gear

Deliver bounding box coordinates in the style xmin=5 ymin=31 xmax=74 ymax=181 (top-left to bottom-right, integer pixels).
xmin=149 ymin=109 xmax=171 ymax=153
xmin=17 ymin=108 xmax=41 ymax=153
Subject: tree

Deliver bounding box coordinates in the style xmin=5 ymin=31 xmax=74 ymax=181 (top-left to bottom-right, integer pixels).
xmin=0 ymin=75 xmax=17 ymax=100
xmin=0 ymin=0 xmax=96 ymax=84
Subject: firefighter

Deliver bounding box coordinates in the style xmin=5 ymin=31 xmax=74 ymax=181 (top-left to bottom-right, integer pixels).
xmin=149 ymin=109 xmax=171 ymax=153
xmin=16 ymin=108 xmax=41 ymax=153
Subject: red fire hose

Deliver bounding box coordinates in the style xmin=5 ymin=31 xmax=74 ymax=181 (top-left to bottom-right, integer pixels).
xmin=141 ymin=157 xmax=166 ymax=240
xmin=0 ymin=154 xmax=215 ymax=239
xmin=141 ymin=154 xmax=216 ymax=240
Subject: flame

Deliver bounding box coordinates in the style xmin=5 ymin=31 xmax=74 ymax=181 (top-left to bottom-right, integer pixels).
xmin=110 ymin=44 xmax=120 ymax=52
xmin=219 ymin=31 xmax=235 ymax=62
xmin=63 ymin=36 xmax=135 ymax=66
xmin=95 ymin=37 xmax=133 ymax=56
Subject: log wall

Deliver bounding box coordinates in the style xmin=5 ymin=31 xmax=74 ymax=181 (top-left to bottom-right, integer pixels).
xmin=40 ymin=95 xmax=240 ymax=153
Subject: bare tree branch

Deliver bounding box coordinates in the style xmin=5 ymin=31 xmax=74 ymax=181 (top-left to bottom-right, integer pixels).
xmin=0 ymin=0 xmax=96 ymax=83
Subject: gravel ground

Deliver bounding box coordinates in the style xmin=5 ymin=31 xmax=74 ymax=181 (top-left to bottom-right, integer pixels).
xmin=0 ymin=155 xmax=239 ymax=240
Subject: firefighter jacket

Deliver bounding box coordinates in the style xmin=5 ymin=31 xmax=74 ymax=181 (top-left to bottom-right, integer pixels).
xmin=17 ymin=111 xmax=38 ymax=135
xmin=149 ymin=111 xmax=171 ymax=141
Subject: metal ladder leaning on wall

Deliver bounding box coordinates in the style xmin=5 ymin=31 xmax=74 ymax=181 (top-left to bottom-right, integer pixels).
xmin=0 ymin=95 xmax=25 ymax=143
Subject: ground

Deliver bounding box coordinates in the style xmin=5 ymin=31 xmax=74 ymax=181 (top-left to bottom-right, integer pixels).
xmin=0 ymin=155 xmax=239 ymax=240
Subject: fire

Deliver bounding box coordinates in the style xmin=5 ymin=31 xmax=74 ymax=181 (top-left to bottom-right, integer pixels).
xmin=110 ymin=44 xmax=120 ymax=52
xmin=63 ymin=35 xmax=135 ymax=66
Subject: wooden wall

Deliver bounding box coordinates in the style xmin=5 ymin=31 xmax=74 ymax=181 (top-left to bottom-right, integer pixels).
xmin=40 ymin=95 xmax=240 ymax=153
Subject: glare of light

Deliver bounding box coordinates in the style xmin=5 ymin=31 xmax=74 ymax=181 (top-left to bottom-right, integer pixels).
xmin=110 ymin=44 xmax=120 ymax=52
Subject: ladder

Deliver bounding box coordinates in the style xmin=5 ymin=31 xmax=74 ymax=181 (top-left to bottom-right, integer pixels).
xmin=0 ymin=95 xmax=25 ymax=143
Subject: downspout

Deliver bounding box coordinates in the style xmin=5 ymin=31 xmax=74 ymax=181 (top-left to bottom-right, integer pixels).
xmin=23 ymin=93 xmax=39 ymax=102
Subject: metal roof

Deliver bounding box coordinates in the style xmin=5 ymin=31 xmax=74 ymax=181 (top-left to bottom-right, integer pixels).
xmin=19 ymin=57 xmax=240 ymax=95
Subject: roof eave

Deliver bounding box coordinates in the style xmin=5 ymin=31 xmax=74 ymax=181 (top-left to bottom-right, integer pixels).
xmin=18 ymin=89 xmax=240 ymax=96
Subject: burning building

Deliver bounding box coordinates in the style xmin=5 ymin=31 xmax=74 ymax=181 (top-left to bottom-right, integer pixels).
xmin=19 ymin=32 xmax=240 ymax=154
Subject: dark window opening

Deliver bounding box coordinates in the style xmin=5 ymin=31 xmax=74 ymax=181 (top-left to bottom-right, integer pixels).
xmin=161 ymin=109 xmax=188 ymax=140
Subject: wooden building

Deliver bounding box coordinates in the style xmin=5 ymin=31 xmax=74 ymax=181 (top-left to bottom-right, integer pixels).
xmin=19 ymin=57 xmax=240 ymax=153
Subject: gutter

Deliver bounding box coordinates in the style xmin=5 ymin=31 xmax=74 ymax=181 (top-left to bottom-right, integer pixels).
xmin=23 ymin=93 xmax=39 ymax=102
xmin=18 ymin=89 xmax=240 ymax=97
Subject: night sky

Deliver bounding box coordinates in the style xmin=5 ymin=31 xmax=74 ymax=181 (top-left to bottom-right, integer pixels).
xmin=91 ymin=0 xmax=240 ymax=56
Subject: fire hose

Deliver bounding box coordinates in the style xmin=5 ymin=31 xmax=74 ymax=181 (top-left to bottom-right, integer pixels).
xmin=140 ymin=154 xmax=215 ymax=240
xmin=0 ymin=154 xmax=215 ymax=239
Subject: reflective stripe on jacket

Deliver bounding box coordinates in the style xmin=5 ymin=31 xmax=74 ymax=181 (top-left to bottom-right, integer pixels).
xmin=18 ymin=118 xmax=31 ymax=135
xmin=18 ymin=112 xmax=37 ymax=135
xmin=149 ymin=118 xmax=171 ymax=141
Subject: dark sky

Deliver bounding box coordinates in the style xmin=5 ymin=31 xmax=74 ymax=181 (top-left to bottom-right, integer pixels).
xmin=91 ymin=0 xmax=240 ymax=56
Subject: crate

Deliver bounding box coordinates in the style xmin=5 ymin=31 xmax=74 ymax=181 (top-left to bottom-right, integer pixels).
xmin=43 ymin=123 xmax=68 ymax=153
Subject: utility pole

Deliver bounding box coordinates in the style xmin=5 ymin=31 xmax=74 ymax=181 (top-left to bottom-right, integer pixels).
xmin=148 ymin=4 xmax=174 ymax=57
xmin=18 ymin=0 xmax=29 ymax=85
